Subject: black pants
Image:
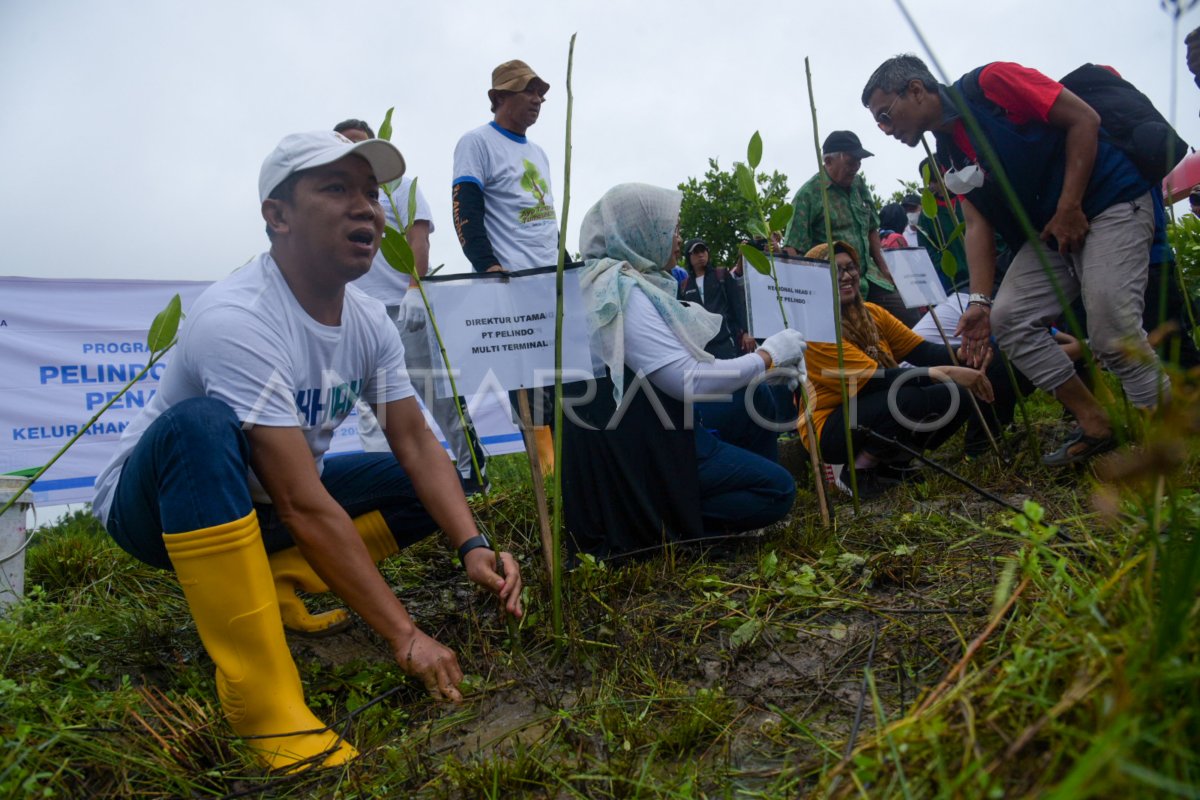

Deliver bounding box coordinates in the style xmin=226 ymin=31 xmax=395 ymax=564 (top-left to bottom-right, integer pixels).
xmin=819 ymin=378 xmax=971 ymax=465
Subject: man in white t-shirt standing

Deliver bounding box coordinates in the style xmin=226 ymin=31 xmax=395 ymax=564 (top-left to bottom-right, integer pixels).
xmin=336 ymin=118 xmax=488 ymax=494
xmin=91 ymin=131 xmax=522 ymax=771
xmin=452 ymin=59 xmax=557 ymax=274
xmin=452 ymin=59 xmax=559 ymax=469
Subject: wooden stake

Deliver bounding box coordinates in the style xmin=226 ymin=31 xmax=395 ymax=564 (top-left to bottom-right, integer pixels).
xmin=517 ymin=390 xmax=555 ymax=577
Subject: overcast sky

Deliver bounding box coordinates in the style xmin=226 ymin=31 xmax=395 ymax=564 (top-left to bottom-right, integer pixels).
xmin=2 ymin=0 xmax=1196 ymax=283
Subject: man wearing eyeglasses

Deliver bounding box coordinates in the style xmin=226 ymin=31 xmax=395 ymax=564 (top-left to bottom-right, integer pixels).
xmin=861 ymin=55 xmax=1162 ymax=467
xmin=782 ymin=130 xmax=920 ymax=326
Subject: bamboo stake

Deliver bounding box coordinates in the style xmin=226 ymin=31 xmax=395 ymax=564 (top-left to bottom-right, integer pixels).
xmin=805 ymin=57 xmax=859 ymax=511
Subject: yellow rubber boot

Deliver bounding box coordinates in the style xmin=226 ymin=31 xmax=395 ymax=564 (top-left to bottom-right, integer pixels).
xmin=533 ymin=425 xmax=555 ymax=476
xmin=268 ymin=547 xmax=351 ymax=636
xmin=354 ymin=510 xmax=399 ymax=563
xmin=269 ymin=511 xmax=397 ymax=635
xmin=163 ymin=512 xmax=358 ymax=771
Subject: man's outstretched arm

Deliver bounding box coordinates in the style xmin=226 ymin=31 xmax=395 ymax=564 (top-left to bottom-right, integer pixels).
xmin=247 ymin=424 xmax=467 ymax=700
xmin=377 ymin=396 xmax=523 ymax=616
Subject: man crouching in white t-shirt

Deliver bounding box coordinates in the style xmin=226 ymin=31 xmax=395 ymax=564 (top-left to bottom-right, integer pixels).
xmin=91 ymin=131 xmax=523 ymax=772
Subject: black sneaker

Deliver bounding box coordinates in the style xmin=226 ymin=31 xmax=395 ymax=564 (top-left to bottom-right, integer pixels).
xmin=460 ymin=474 xmax=492 ymax=496
xmin=876 ymin=461 xmax=926 ymax=485
xmin=831 ymin=465 xmax=901 ymax=500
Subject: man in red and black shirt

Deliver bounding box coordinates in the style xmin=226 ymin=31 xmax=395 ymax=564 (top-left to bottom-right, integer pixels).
xmin=861 ymin=55 xmax=1164 ymax=466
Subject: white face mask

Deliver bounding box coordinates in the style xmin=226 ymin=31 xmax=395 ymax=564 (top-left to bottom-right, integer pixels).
xmin=943 ymin=163 xmax=985 ymax=194
xmin=906 ymin=211 xmax=921 ymax=227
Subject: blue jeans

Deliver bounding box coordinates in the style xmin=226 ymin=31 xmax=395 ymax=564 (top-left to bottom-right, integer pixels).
xmin=106 ymin=397 xmax=437 ymax=570
xmin=695 ymin=426 xmax=795 ymax=534
xmin=695 ymin=384 xmax=797 ymax=463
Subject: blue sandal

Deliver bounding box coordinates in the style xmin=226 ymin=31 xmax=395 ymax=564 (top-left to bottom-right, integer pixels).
xmin=1041 ymin=428 xmax=1117 ymax=467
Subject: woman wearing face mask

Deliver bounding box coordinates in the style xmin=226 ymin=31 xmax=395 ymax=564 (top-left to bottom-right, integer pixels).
xmin=800 ymin=241 xmax=994 ymax=498
xmin=562 ymin=184 xmax=805 ymax=561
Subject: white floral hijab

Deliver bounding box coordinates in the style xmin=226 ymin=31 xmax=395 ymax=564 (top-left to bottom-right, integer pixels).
xmin=578 ymin=183 xmax=722 ymax=404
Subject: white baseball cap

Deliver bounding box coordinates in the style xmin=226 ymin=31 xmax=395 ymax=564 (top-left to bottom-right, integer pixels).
xmin=258 ymin=130 xmax=406 ymax=203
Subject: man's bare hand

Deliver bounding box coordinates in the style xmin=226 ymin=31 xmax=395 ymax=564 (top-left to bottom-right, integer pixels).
xmin=486 ymin=264 xmax=507 ymax=274
xmin=1040 ymin=206 xmax=1089 ymax=254
xmin=739 ymin=332 xmax=757 ymax=353
xmin=392 ymin=628 xmax=464 ymax=702
xmin=955 ymin=305 xmax=992 ymax=367
xmin=463 ymin=548 xmax=524 ymax=618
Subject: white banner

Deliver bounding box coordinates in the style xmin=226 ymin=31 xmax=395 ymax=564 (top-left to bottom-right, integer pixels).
xmin=744 ymin=255 xmax=837 ymax=342
xmin=0 ymin=277 xmax=210 ymax=506
xmin=883 ymin=247 xmax=948 ymax=309
xmin=422 ymin=267 xmax=597 ymax=398
xmin=0 ymin=276 xmax=525 ymax=507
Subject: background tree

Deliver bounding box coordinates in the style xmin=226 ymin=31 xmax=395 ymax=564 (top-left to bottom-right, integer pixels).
xmin=885 ymin=178 xmax=923 ymax=206
xmin=677 ymin=158 xmax=789 ymax=266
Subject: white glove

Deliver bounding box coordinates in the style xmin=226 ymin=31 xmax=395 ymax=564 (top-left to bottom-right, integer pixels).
xmin=759 ymin=329 xmax=807 ymax=371
xmin=399 ymin=288 xmax=427 ymax=333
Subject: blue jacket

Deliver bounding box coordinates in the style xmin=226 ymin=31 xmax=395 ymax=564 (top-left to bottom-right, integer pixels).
xmin=934 ymin=65 xmax=1150 ymax=251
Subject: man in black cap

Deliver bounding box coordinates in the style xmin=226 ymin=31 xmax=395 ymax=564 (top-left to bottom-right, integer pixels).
xmin=782 ymin=130 xmax=919 ymax=325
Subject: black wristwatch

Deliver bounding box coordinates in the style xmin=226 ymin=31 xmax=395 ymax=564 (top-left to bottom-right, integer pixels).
xmin=457 ymin=533 xmax=493 ymax=566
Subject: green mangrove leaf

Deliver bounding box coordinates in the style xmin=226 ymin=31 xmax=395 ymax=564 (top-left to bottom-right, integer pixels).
xmin=378 ymin=107 xmax=395 ymax=142
xmin=746 ymin=217 xmax=769 ymax=242
xmin=407 ymin=177 xmax=419 ymax=234
xmin=769 ymin=204 xmax=793 ymax=234
xmin=734 ymin=163 xmax=757 ymax=203
xmin=730 ymin=617 xmax=762 ymax=649
xmin=920 ymin=160 xmax=932 ymax=186
xmin=380 ymin=224 xmax=416 ymax=276
xmin=947 ymin=221 xmax=966 ymax=245
xmin=921 ymin=188 xmax=938 ymax=220
xmin=146 ymin=294 xmax=182 ymax=353
xmin=740 ymin=243 xmax=772 ymax=276
xmin=940 ymin=249 xmax=958 ymax=280
xmin=760 ymin=549 xmax=779 ymax=579
xmin=747 ymin=131 xmax=763 ymax=170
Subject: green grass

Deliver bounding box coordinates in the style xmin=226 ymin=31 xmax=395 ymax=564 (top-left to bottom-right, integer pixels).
xmin=2 ymin=380 xmax=1198 ymax=798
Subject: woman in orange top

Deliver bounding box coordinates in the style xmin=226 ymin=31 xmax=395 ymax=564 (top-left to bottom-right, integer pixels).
xmin=801 ymin=242 xmax=994 ymax=497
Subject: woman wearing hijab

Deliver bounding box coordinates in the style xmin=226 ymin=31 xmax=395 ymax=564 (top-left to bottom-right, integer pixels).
xmin=800 ymin=241 xmax=994 ymax=498
xmin=563 ymin=184 xmax=806 ymax=561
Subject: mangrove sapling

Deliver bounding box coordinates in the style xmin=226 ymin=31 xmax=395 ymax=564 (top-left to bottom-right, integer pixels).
xmin=804 ymin=56 xmax=860 ymax=509
xmin=549 ymin=33 xmax=577 ymax=650
xmin=376 ymin=107 xmax=487 ymax=502
xmin=0 ymin=294 xmax=182 ymax=531
xmin=735 ymin=131 xmax=831 ymax=526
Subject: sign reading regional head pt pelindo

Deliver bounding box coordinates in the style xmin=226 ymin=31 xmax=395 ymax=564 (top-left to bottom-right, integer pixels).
xmin=421 ymin=266 xmax=599 ymax=399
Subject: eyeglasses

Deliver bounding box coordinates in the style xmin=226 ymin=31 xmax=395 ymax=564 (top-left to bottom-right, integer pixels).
xmin=837 ymin=263 xmax=860 ymax=277
xmin=875 ymin=90 xmax=906 ymax=127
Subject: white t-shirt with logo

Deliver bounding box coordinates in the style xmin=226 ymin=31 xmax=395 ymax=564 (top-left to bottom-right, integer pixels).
xmin=452 ymin=122 xmax=558 ymax=270
xmin=92 ymin=253 xmax=413 ymax=523
xmin=352 ymin=176 xmax=434 ymax=305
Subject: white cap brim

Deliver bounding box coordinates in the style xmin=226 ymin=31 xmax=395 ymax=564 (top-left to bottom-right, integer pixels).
xmin=259 ymin=131 xmax=406 ymax=203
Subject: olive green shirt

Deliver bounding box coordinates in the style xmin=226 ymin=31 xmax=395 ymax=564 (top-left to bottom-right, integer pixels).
xmin=783 ymin=172 xmax=893 ymax=292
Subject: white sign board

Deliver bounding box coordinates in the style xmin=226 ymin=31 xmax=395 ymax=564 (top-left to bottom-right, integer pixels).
xmin=744 ymin=256 xmax=838 ymax=342
xmin=883 ymin=247 xmax=948 ymax=309
xmin=0 ymin=276 xmax=527 ymax=506
xmin=422 ymin=267 xmax=597 ymax=398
